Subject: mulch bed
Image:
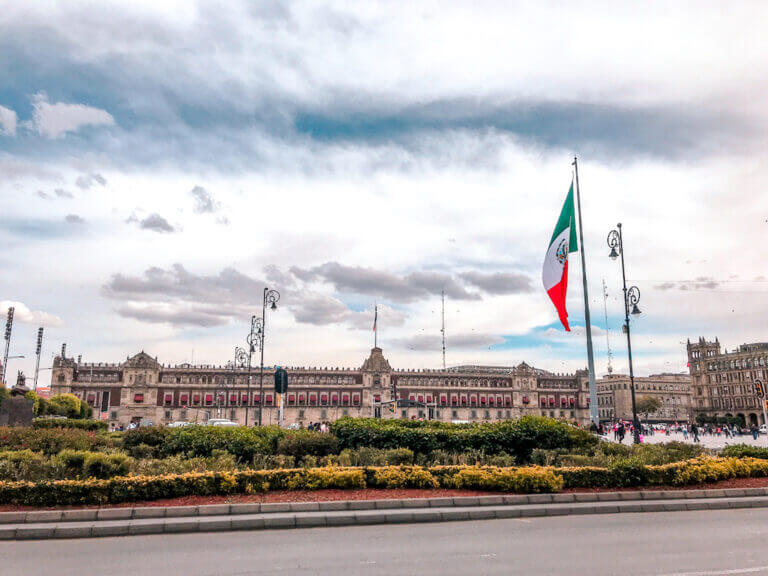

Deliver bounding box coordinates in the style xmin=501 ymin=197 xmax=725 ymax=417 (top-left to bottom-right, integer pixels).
xmin=3 ymin=476 xmax=768 ymax=512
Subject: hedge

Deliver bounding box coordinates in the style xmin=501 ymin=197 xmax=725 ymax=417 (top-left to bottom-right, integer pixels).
xmin=33 ymin=418 xmax=108 ymax=431
xmin=330 ymin=416 xmax=598 ymax=462
xmin=721 ymin=444 xmax=768 ymax=460
xmin=2 ymin=457 xmax=766 ymax=507
xmin=0 ymin=427 xmax=116 ymax=455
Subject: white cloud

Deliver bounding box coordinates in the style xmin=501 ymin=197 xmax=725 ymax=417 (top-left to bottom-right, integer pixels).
xmin=31 ymin=92 xmax=114 ymax=139
xmin=0 ymin=301 xmax=63 ymax=327
xmin=0 ymin=105 xmax=17 ymax=136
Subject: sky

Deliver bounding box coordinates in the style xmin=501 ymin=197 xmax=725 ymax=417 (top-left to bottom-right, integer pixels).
xmin=1 ymin=1 xmax=767 ymax=387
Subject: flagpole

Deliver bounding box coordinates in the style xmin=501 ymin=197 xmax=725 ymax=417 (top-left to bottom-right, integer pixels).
xmin=573 ymin=156 xmax=599 ymax=426
xmin=374 ymin=303 xmax=378 ymax=348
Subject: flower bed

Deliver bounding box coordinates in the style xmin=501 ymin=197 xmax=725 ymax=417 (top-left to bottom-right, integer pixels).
xmin=3 ymin=456 xmax=768 ymax=507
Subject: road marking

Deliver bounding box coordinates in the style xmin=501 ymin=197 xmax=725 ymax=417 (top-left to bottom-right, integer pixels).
xmin=655 ymin=566 xmax=768 ymax=576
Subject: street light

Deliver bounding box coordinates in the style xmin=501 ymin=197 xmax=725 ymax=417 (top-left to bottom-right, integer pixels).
xmin=607 ymin=223 xmax=643 ymax=444
xmin=243 ymin=320 xmax=262 ymax=427
xmin=258 ymin=288 xmax=280 ymax=427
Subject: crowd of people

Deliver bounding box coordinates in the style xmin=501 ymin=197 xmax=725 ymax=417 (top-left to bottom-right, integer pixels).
xmin=597 ymin=420 xmax=762 ymax=443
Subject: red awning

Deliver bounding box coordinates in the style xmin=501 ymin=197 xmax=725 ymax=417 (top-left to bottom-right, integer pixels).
xmin=253 ymin=395 xmax=260 ymax=404
xmin=417 ymin=395 xmax=424 ymax=402
xmin=549 ymin=398 xmax=555 ymax=406
xmin=134 ymin=393 xmax=144 ymax=402
xmin=352 ymin=394 xmax=360 ymax=405
xmin=204 ymin=394 xmax=213 ymax=403
xmin=288 ymin=394 xmax=296 ymax=402
xmin=540 ymin=398 xmax=547 ymax=406
xmin=426 ymin=396 xmax=432 ymax=403
xmin=505 ymin=397 xmax=512 ymax=406
xmin=373 ymin=394 xmax=381 ymax=402
xmin=164 ymin=393 xmax=173 ymax=403
xmin=229 ymin=394 xmax=237 ymax=402
xmin=522 ymin=396 xmax=529 ymax=404
xmin=440 ymin=396 xmax=447 ymax=404
xmin=180 ymin=394 xmax=189 ymax=403
xmin=480 ymin=397 xmax=486 ymax=405
xmin=569 ymin=398 xmax=576 ymax=406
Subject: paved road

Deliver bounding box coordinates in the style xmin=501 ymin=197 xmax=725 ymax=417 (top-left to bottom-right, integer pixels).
xmin=5 ymin=508 xmax=768 ymax=576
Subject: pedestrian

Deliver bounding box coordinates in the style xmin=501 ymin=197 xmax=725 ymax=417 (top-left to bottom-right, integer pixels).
xmin=751 ymin=425 xmax=758 ymax=440
xmin=691 ymin=423 xmax=700 ymax=443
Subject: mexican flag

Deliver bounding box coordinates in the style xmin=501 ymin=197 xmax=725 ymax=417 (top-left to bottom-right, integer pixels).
xmin=542 ymin=183 xmax=578 ymax=331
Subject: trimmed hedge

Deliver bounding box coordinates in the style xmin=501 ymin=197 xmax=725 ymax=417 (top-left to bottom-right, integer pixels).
xmin=0 ymin=427 xmax=116 ymax=455
xmin=330 ymin=416 xmax=597 ymax=462
xmin=3 ymin=456 xmax=766 ymax=507
xmin=33 ymin=418 xmax=107 ymax=431
xmin=721 ymin=444 xmax=768 ymax=460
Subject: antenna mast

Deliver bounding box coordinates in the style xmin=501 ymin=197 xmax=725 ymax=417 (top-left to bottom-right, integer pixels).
xmin=602 ymin=279 xmax=613 ymax=374
xmin=441 ymin=290 xmax=446 ymax=369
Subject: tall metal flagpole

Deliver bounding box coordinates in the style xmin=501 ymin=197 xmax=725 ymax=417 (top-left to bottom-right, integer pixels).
xmin=374 ymin=303 xmax=378 ymax=348
xmin=573 ymin=157 xmax=599 ymax=426
xmin=441 ymin=290 xmax=446 ymax=370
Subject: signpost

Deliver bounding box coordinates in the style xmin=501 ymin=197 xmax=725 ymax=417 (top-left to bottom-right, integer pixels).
xmin=274 ymin=367 xmax=288 ymax=427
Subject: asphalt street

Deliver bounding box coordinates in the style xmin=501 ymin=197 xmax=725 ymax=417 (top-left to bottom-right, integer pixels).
xmin=5 ymin=508 xmax=768 ymax=576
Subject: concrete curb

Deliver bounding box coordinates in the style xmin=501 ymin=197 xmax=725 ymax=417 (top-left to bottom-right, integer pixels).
xmin=3 ymin=488 xmax=768 ymax=540
xmin=3 ymin=486 xmax=767 ymax=525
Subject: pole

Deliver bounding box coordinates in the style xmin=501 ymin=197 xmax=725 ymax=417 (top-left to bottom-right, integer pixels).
xmin=33 ymin=327 xmax=44 ymax=391
xmin=374 ymin=303 xmax=378 ymax=349
xmin=278 ymin=393 xmax=284 ymax=427
xmin=441 ymin=291 xmax=446 ymax=369
xmin=572 ymin=158 xmax=599 ymax=425
xmin=246 ymin=317 xmax=254 ymax=427
xmin=617 ymin=224 xmax=641 ymax=443
xmin=1 ymin=307 xmax=13 ymax=386
xmin=259 ymin=288 xmax=267 ymax=427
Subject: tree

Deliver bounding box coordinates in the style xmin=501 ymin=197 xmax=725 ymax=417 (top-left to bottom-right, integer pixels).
xmin=635 ymin=396 xmax=662 ymax=422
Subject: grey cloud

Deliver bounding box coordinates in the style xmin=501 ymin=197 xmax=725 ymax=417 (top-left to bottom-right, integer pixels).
xmin=459 ymin=271 xmax=533 ymax=294
xmin=36 ymin=190 xmax=50 ymax=200
xmin=54 ymin=188 xmax=73 ymax=198
xmin=395 ymin=332 xmax=504 ymax=351
xmin=75 ymin=173 xmax=107 ymax=189
xmin=292 ymin=262 xmax=479 ymax=302
xmin=64 ymin=214 xmax=85 ymax=224
xmin=190 ymin=185 xmax=218 ymax=213
xmin=137 ymin=213 xmax=175 ymax=233
xmin=291 ymin=294 xmax=405 ymax=329
xmin=655 ymin=277 xmax=720 ymax=291
xmin=116 ymin=303 xmax=234 ymax=327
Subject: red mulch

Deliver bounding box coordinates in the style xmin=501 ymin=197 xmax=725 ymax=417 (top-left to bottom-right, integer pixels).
xmin=2 ymin=476 xmax=768 ymax=512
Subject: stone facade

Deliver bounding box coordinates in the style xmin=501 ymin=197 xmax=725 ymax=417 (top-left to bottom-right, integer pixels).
xmin=596 ymin=373 xmax=692 ymax=423
xmin=687 ymin=338 xmax=768 ymax=425
xmin=50 ymin=348 xmax=592 ymax=428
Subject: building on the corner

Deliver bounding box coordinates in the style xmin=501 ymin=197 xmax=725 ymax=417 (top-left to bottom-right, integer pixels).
xmin=50 ymin=347 xmax=592 ymax=428
xmin=687 ymin=337 xmax=768 ymax=426
xmin=596 ymin=373 xmax=692 ymax=424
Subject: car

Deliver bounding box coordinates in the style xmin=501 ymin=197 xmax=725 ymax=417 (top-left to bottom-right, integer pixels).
xmin=760 ymin=424 xmax=767 ymax=435
xmin=167 ymin=421 xmax=191 ymax=428
xmin=207 ymin=418 xmax=239 ymax=427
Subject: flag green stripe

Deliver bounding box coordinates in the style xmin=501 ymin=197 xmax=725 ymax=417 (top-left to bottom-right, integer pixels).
xmin=548 ymin=182 xmax=578 ymax=252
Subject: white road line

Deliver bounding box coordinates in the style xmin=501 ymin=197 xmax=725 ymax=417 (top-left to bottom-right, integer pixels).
xmin=655 ymin=566 xmax=768 ymax=576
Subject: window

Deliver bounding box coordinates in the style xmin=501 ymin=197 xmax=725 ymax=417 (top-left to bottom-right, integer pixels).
xmin=192 ymin=394 xmax=200 ymax=405
xmin=452 ymin=410 xmax=458 ymax=418
xmin=164 ymin=393 xmax=173 ymax=405
xmin=204 ymin=394 xmax=213 ymax=406
xmin=110 ymin=411 xmax=118 ymax=420
xmin=164 ymin=410 xmax=171 ymax=419
xmin=133 ymin=393 xmax=144 ymax=403
xmin=471 ymin=410 xmax=477 ymax=419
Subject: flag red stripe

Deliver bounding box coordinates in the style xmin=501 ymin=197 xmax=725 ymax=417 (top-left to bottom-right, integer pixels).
xmin=546 ymin=260 xmax=570 ymax=331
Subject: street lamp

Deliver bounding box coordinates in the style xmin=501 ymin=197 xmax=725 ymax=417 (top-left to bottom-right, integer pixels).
xmin=243 ymin=320 xmax=262 ymax=427
xmin=258 ymin=288 xmax=280 ymax=427
xmin=607 ymin=223 xmax=643 ymax=444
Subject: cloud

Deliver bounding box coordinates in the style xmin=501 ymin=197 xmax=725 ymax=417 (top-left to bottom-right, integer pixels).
xmin=36 ymin=190 xmax=50 ymax=200
xmin=103 ymin=264 xmax=266 ymax=327
xmin=75 ymin=173 xmax=107 ymax=189
xmin=459 ymin=271 xmax=533 ymax=294
xmin=291 ymin=295 xmax=405 ymax=329
xmin=190 ymin=185 xmax=218 ymax=213
xmin=395 ymin=332 xmax=504 ymax=351
xmin=31 ymin=92 xmax=114 ymax=139
xmin=54 ymin=188 xmax=73 ymax=199
xmin=64 ymin=214 xmax=85 ymax=224
xmin=0 ymin=301 xmax=62 ymax=327
xmin=0 ymin=105 xmax=17 ymax=136
xmin=655 ymin=277 xmax=720 ymax=291
xmin=291 ymin=262 xmax=480 ymax=302
xmin=127 ymin=213 xmax=175 ymax=233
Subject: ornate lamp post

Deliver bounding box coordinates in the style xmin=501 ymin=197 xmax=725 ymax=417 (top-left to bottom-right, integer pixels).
xmin=258 ymin=288 xmax=280 ymax=427
xmin=244 ymin=319 xmax=262 ymax=427
xmin=607 ymin=223 xmax=643 ymax=444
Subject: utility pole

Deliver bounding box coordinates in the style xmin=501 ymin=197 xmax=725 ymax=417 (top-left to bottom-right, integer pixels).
xmin=1 ymin=307 xmax=14 ymax=386
xmin=602 ymin=280 xmax=613 ymax=374
xmin=33 ymin=327 xmax=44 ymax=391
xmin=441 ymin=290 xmax=446 ymax=370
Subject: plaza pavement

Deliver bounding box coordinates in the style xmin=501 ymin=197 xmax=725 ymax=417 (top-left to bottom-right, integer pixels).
xmin=606 ymin=429 xmax=768 ymax=449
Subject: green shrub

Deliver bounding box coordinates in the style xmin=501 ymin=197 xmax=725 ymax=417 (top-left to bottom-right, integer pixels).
xmin=82 ymin=452 xmax=131 ymax=479
xmin=159 ymin=425 xmax=284 ymax=462
xmin=0 ymin=426 xmax=115 ymax=455
xmin=121 ymin=426 xmax=170 ymax=451
xmin=330 ymin=416 xmax=597 ymax=462
xmin=0 ymin=450 xmax=53 ymax=482
xmin=440 ymin=465 xmax=564 ymax=493
xmin=33 ymin=418 xmax=107 ymax=431
xmin=368 ymin=466 xmax=439 ymax=489
xmin=722 ymin=444 xmax=768 ymax=460
xmin=276 ymin=430 xmax=339 ymax=458
xmin=46 ymin=394 xmax=86 ymax=419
